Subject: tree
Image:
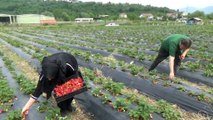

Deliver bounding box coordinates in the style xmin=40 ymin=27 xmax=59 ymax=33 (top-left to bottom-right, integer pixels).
xmin=61 ymin=12 xmax=71 ymax=21
xmin=207 ymin=12 xmax=213 ymax=19
xmin=128 ymin=13 xmax=139 ymax=21
xmin=0 ymin=0 xmax=175 ymax=21
xmin=188 ymin=10 xmax=205 ymax=18
xmin=41 ymin=11 xmax=54 ymax=16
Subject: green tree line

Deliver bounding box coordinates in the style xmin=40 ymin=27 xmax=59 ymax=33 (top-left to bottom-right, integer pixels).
xmin=0 ymin=0 xmax=212 ymax=21
xmin=0 ymin=0 xmax=174 ymax=21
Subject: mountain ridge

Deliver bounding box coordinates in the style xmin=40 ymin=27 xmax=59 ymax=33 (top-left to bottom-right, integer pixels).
xmin=180 ymin=6 xmax=213 ymax=14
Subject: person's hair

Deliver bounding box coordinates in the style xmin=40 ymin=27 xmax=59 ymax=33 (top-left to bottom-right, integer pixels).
xmin=180 ymin=39 xmax=192 ymax=48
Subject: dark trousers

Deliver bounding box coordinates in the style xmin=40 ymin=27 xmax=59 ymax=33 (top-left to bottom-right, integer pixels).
xmin=57 ymin=97 xmax=73 ymax=111
xmin=149 ymin=48 xmax=181 ymax=75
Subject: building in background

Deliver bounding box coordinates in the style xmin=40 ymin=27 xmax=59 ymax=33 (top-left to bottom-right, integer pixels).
xmin=0 ymin=14 xmax=56 ymax=24
xmin=75 ymin=18 xmax=94 ymax=23
xmin=166 ymin=13 xmax=178 ymax=19
xmin=119 ymin=13 xmax=128 ymax=19
xmin=0 ymin=14 xmax=16 ymax=24
xmin=139 ymin=13 xmax=154 ymax=20
xmin=187 ymin=17 xmax=203 ymax=25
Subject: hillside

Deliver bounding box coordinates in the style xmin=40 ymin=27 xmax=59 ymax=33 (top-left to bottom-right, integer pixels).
xmin=180 ymin=6 xmax=213 ymax=14
xmin=0 ymin=0 xmax=175 ymax=20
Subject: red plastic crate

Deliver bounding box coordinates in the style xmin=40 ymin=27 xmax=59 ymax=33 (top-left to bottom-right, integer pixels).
xmin=53 ymin=72 xmax=87 ymax=103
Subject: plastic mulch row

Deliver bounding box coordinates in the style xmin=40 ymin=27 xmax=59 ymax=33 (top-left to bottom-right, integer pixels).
xmin=0 ymin=40 xmax=164 ymax=120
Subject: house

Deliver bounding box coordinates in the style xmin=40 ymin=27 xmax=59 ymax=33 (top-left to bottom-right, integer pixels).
xmin=139 ymin=13 xmax=154 ymax=20
xmin=0 ymin=14 xmax=15 ymax=24
xmin=99 ymin=15 xmax=109 ymax=18
xmin=0 ymin=14 xmax=56 ymax=24
xmin=119 ymin=13 xmax=128 ymax=18
xmin=75 ymin=18 xmax=94 ymax=23
xmin=139 ymin=13 xmax=153 ymax=18
xmin=166 ymin=13 xmax=178 ymax=19
xmin=187 ymin=17 xmax=203 ymax=25
xmin=156 ymin=16 xmax=163 ymax=21
xmin=17 ymin=14 xmax=56 ymax=24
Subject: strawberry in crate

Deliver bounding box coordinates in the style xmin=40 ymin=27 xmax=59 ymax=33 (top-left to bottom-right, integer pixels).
xmin=54 ymin=77 xmax=84 ymax=97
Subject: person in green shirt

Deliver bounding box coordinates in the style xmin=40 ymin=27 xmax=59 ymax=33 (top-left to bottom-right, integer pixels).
xmin=149 ymin=34 xmax=192 ymax=80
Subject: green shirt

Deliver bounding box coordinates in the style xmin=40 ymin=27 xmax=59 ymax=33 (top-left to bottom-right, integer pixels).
xmin=161 ymin=34 xmax=190 ymax=57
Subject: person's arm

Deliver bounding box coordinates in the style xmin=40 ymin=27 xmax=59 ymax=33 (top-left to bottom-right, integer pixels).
xmin=180 ymin=48 xmax=190 ymax=60
xmin=169 ymin=56 xmax=175 ymax=80
xmin=21 ymin=97 xmax=36 ymax=114
xmin=22 ymin=74 xmax=44 ymax=114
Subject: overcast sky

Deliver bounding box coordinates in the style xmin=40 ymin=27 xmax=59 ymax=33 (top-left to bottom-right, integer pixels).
xmin=80 ymin=0 xmax=213 ymax=9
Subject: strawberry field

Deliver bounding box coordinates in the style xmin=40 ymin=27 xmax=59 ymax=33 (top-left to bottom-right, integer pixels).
xmin=0 ymin=23 xmax=212 ymax=120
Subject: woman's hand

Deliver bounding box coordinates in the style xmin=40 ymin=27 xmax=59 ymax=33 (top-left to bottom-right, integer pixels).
xmin=21 ymin=97 xmax=36 ymax=115
xmin=21 ymin=107 xmax=29 ymax=115
xmin=169 ymin=72 xmax=175 ymax=80
xmin=179 ymin=55 xmax=185 ymax=60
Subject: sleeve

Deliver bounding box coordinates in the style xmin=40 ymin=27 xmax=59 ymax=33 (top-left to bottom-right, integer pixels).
xmin=169 ymin=42 xmax=177 ymax=57
xmin=31 ymin=74 xmax=44 ymax=100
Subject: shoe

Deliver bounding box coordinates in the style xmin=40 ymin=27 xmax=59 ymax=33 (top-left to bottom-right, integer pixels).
xmin=60 ymin=109 xmax=68 ymax=117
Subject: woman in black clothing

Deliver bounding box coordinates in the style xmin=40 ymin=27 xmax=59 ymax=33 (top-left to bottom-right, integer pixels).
xmin=22 ymin=52 xmax=78 ymax=115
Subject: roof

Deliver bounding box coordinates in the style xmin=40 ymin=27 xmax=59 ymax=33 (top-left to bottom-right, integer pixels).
xmin=188 ymin=17 xmax=202 ymax=21
xmin=0 ymin=14 xmax=13 ymax=17
xmin=75 ymin=18 xmax=94 ymax=20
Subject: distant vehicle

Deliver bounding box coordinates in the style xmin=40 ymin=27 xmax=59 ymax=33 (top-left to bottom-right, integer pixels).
xmin=105 ymin=22 xmax=119 ymax=27
xmin=187 ymin=17 xmax=203 ymax=25
xmin=75 ymin=18 xmax=94 ymax=23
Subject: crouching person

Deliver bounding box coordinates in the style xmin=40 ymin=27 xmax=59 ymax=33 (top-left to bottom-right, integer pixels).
xmin=22 ymin=52 xmax=79 ymax=116
xmin=149 ymin=34 xmax=192 ymax=80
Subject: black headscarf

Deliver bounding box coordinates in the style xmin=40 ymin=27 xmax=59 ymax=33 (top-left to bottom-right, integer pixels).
xmin=42 ymin=62 xmax=59 ymax=80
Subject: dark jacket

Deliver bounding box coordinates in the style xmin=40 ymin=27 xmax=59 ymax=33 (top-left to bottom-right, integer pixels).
xmin=32 ymin=52 xmax=78 ymax=99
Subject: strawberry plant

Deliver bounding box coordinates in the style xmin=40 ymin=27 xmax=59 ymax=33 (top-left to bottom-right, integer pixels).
xmin=129 ymin=100 xmax=154 ymax=120
xmin=204 ymin=68 xmax=213 ymax=77
xmin=126 ymin=93 xmax=138 ymax=103
xmin=177 ymin=86 xmax=186 ymax=92
xmin=81 ymin=68 xmax=95 ymax=80
xmin=101 ymin=94 xmax=112 ymax=104
xmin=103 ymin=81 xmax=124 ymax=95
xmin=91 ymin=87 xmax=103 ymax=97
xmin=137 ymin=54 xmax=146 ymax=61
xmin=186 ymin=61 xmax=201 ymax=72
xmin=196 ymin=93 xmax=213 ymax=103
xmin=7 ymin=109 xmax=22 ymax=120
xmin=93 ymin=77 xmax=104 ymax=84
xmin=45 ymin=107 xmax=62 ymax=120
xmin=0 ymin=103 xmax=12 ymax=113
xmin=113 ymin=98 xmax=130 ymax=112
xmin=0 ymin=79 xmax=14 ymax=103
xmin=14 ymin=74 xmax=36 ymax=94
xmin=37 ymin=101 xmax=49 ymax=113
xmin=163 ymin=81 xmax=171 ymax=87
xmin=0 ymin=71 xmax=14 ymax=104
xmin=188 ymin=91 xmax=196 ymax=97
xmin=129 ymin=64 xmax=142 ymax=75
xmin=2 ymin=57 xmax=15 ymax=72
xmin=157 ymin=100 xmax=181 ymax=120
